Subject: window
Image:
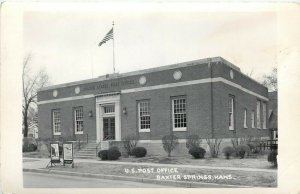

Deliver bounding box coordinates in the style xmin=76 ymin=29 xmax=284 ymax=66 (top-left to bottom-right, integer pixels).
xmin=104 ymin=105 xmax=115 ymax=114
xmin=228 ymin=96 xmax=235 ymax=130
xmin=243 ymin=109 xmax=248 ymax=128
xmin=251 ymin=111 xmax=255 ymax=128
xmin=256 ymin=100 xmax=261 ymax=129
xmin=262 ymin=102 xmax=267 ymax=129
xmin=52 ymin=110 xmax=61 ymax=135
xmin=138 ymin=101 xmax=150 ymax=132
xmin=74 ymin=107 xmax=84 ymax=134
xmin=172 ymin=98 xmax=187 ymax=131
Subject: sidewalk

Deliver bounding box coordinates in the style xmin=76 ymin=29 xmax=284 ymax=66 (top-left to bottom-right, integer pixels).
xmin=23 ymin=157 xmax=276 ymax=173
xmin=23 ymin=157 xmax=277 ymax=188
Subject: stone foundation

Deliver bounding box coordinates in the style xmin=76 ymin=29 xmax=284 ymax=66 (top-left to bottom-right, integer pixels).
xmin=103 ymin=137 xmax=270 ymax=157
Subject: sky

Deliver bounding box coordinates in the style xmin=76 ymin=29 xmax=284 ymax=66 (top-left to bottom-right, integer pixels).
xmin=24 ymin=6 xmax=277 ymax=85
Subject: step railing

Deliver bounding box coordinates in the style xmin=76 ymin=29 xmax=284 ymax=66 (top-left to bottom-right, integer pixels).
xmin=73 ymin=134 xmax=89 ymax=151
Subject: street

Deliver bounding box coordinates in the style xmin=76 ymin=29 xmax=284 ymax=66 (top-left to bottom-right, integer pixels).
xmin=23 ymin=172 xmax=169 ymax=188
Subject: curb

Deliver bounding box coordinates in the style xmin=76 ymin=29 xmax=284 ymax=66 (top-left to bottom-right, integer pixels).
xmin=23 ymin=157 xmax=277 ymax=173
xmin=23 ymin=168 xmax=250 ymax=188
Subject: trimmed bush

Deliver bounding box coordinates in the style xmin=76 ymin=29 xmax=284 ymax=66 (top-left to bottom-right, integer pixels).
xmin=236 ymin=144 xmax=251 ymax=158
xmin=98 ymin=150 xmax=109 ymax=160
xmin=268 ymin=150 xmax=278 ymax=167
xmin=188 ymin=147 xmax=206 ymax=159
xmin=186 ymin=135 xmax=201 ymax=149
xmin=107 ymin=149 xmax=121 ymax=160
xmin=162 ymin=134 xmax=179 ymax=157
xmin=222 ymin=146 xmax=235 ymax=159
xmin=98 ymin=149 xmax=121 ymax=160
xmin=132 ymin=147 xmax=147 ymax=158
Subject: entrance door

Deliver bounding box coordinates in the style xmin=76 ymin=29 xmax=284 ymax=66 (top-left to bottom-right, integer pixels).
xmin=103 ymin=117 xmax=115 ymax=140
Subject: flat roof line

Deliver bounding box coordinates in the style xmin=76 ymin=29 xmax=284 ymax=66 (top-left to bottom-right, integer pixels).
xmin=38 ymin=57 xmax=241 ymax=91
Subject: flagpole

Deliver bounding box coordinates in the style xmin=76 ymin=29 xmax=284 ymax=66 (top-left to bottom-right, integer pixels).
xmin=112 ymin=21 xmax=115 ymax=74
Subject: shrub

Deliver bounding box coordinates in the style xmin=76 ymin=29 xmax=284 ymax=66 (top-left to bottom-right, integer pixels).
xmin=107 ymin=149 xmax=121 ymax=160
xmin=162 ymin=134 xmax=179 ymax=157
xmin=98 ymin=150 xmax=109 ymax=160
xmin=236 ymin=144 xmax=251 ymax=158
xmin=132 ymin=147 xmax=147 ymax=158
xmin=98 ymin=149 xmax=121 ymax=160
xmin=22 ymin=138 xmax=38 ymax=152
xmin=189 ymin=147 xmax=206 ymax=159
xmin=206 ymin=138 xmax=222 ymax=158
xmin=186 ymin=135 xmax=201 ymax=149
xmin=222 ymin=146 xmax=235 ymax=159
xmin=268 ymin=150 xmax=278 ymax=167
xmin=122 ymin=134 xmax=138 ymax=155
xmin=246 ymin=143 xmax=256 ymax=152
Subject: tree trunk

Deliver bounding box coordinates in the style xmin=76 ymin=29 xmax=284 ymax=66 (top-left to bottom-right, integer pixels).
xmin=23 ymin=106 xmax=29 ymax=138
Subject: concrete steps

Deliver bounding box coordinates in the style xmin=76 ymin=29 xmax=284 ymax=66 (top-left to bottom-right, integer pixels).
xmin=74 ymin=142 xmax=100 ymax=159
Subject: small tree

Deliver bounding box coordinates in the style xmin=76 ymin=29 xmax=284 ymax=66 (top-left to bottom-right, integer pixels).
xmin=162 ymin=134 xmax=179 ymax=157
xmin=122 ymin=134 xmax=138 ymax=156
xmin=186 ymin=134 xmax=201 ymax=149
xmin=262 ymin=68 xmax=277 ymax=92
xmin=206 ymin=138 xmax=222 ymax=158
xmin=22 ymin=55 xmax=50 ymax=137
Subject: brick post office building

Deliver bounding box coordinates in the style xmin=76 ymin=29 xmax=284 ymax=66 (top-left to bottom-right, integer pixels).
xmin=37 ymin=57 xmax=270 ymax=154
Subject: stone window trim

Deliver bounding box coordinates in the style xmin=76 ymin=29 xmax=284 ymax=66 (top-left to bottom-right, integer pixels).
xmin=137 ymin=100 xmax=151 ymax=133
xmin=251 ymin=110 xmax=255 ymax=128
xmin=243 ymin=108 xmax=248 ymax=129
xmin=74 ymin=106 xmax=84 ymax=134
xmin=257 ymin=100 xmax=261 ymax=129
xmin=172 ymin=96 xmax=187 ymax=132
xmin=228 ymin=95 xmax=235 ymax=131
xmin=52 ymin=109 xmax=61 ymax=135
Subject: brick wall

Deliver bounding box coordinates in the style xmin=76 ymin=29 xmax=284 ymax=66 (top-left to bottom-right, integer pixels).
xmin=37 ymin=58 xmax=270 ymax=142
xmin=120 ymin=84 xmax=212 ymax=140
xmin=38 ymin=98 xmax=96 ymax=140
xmin=212 ymin=82 xmax=269 ymax=139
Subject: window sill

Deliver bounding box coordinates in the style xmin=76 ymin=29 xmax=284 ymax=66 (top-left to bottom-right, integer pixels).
xmin=229 ymin=128 xmax=234 ymax=131
xmin=75 ymin=132 xmax=83 ymax=135
xmin=53 ymin=133 xmax=61 ymax=136
xmin=173 ymin=127 xmax=187 ymax=132
xmin=139 ymin=129 xmax=150 ymax=133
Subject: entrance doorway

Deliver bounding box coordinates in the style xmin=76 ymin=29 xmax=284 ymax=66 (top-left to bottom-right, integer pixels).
xmin=103 ymin=117 xmax=115 ymax=140
xmin=95 ymin=92 xmax=121 ymax=142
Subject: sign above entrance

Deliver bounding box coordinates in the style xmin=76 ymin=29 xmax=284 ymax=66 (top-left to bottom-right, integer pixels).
xmin=83 ymin=79 xmax=135 ymax=92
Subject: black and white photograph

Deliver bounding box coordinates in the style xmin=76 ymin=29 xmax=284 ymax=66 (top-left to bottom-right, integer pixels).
xmin=1 ymin=2 xmax=300 ymax=194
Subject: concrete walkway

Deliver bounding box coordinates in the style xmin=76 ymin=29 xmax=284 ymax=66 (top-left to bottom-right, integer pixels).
xmin=23 ymin=157 xmax=276 ymax=173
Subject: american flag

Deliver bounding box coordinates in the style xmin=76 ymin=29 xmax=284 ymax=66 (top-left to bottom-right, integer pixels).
xmin=98 ymin=28 xmax=114 ymax=47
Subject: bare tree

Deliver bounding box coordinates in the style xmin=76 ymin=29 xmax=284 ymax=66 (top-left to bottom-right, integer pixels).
xmin=262 ymin=68 xmax=277 ymax=92
xmin=22 ymin=55 xmax=50 ymax=137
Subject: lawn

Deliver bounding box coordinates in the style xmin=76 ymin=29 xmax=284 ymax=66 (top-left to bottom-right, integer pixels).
xmin=49 ymin=162 xmax=277 ymax=187
xmin=107 ymin=154 xmax=274 ymax=169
